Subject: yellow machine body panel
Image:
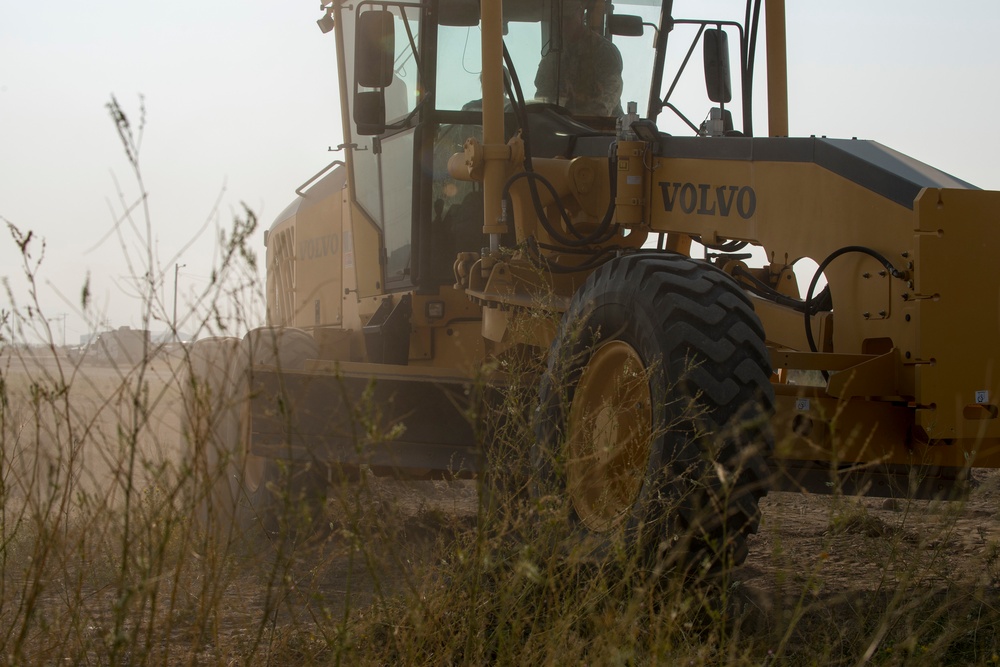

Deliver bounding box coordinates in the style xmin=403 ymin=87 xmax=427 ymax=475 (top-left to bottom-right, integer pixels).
xmin=266 ymin=165 xmax=346 ymax=330
xmin=912 ymin=188 xmax=1000 ymax=447
xmin=632 ymin=137 xmax=1000 ymax=462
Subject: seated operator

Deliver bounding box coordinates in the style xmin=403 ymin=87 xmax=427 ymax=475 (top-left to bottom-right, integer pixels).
xmin=534 ymin=0 xmax=623 ymax=116
xmin=460 ymin=68 xmax=513 ymax=113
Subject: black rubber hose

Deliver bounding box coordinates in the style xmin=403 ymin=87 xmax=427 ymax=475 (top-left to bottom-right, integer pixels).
xmin=699 ymin=237 xmax=749 ymax=253
xmin=500 ymin=161 xmax=619 ymax=248
xmin=524 ymin=237 xmax=631 ymax=274
xmin=804 ymin=245 xmax=906 ymax=354
xmin=732 ymin=265 xmax=829 ymax=314
xmin=500 ymin=43 xmax=619 ymax=249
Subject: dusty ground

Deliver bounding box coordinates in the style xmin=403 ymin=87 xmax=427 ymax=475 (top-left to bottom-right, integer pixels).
xmin=0 ymin=348 xmax=185 ymax=506
xmin=4 ymin=347 xmax=1000 ymax=660
xmin=748 ymin=484 xmax=1000 ymax=591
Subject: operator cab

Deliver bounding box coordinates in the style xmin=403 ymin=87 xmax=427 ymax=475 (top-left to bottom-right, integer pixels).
xmin=333 ymin=0 xmax=753 ymax=290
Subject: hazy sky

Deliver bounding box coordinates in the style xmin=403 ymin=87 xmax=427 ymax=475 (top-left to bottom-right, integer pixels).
xmin=2 ymin=1 xmax=999 ymax=345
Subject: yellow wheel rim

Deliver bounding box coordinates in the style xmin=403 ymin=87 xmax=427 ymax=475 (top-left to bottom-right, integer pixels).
xmin=566 ymin=340 xmax=653 ymax=533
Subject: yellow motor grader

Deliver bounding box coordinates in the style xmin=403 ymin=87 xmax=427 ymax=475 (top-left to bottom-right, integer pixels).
xmin=183 ymin=0 xmax=1000 ymax=567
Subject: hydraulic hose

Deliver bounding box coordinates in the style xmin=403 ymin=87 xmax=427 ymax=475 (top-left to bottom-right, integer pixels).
xmin=500 ymin=43 xmax=620 ymax=250
xmin=803 ymin=245 xmax=906 ymax=355
xmin=732 ymin=265 xmax=830 ymax=314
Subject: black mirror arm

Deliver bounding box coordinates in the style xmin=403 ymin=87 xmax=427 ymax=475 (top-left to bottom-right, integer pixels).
xmin=661 ymin=102 xmax=700 ymax=135
xmin=661 ymin=25 xmax=704 ymax=107
xmin=398 ymin=7 xmax=422 ymax=74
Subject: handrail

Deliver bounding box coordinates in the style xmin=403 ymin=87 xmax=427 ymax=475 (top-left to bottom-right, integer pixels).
xmin=295 ymin=159 xmax=345 ymax=197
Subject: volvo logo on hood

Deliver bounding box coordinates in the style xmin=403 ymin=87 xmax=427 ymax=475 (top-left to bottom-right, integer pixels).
xmin=659 ymin=182 xmax=757 ymax=219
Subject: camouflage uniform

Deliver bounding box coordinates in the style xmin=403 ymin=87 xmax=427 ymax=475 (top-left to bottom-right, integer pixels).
xmin=534 ymin=28 xmax=623 ymax=116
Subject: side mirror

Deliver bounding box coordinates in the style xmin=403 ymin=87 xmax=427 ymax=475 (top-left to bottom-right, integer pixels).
xmin=356 ymin=10 xmax=395 ymax=88
xmin=355 ymin=91 xmax=386 ymax=135
xmin=608 ymin=14 xmax=644 ymax=37
xmin=703 ymin=28 xmax=732 ymax=104
xmin=504 ymin=0 xmax=543 ymax=21
xmin=438 ymin=0 xmax=480 ymax=27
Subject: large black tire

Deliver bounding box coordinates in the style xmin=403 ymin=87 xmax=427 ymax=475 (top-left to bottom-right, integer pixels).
xmin=213 ymin=327 xmax=328 ymax=545
xmin=534 ymin=254 xmax=774 ymax=574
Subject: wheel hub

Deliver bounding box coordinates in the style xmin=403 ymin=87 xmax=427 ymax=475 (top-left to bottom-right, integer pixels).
xmin=566 ymin=340 xmax=653 ymax=533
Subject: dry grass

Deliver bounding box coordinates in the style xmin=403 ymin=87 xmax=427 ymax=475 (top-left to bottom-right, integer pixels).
xmin=4 ymin=335 xmax=1000 ymax=666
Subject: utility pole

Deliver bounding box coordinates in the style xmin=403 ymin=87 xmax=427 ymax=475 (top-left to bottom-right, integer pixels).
xmin=51 ymin=313 xmax=66 ymax=347
xmin=173 ymin=263 xmax=186 ymax=342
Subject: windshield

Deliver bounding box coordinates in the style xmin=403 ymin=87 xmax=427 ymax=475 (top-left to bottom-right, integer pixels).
xmin=434 ymin=0 xmax=659 ymax=119
xmin=433 ymin=0 xmax=753 ymax=135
